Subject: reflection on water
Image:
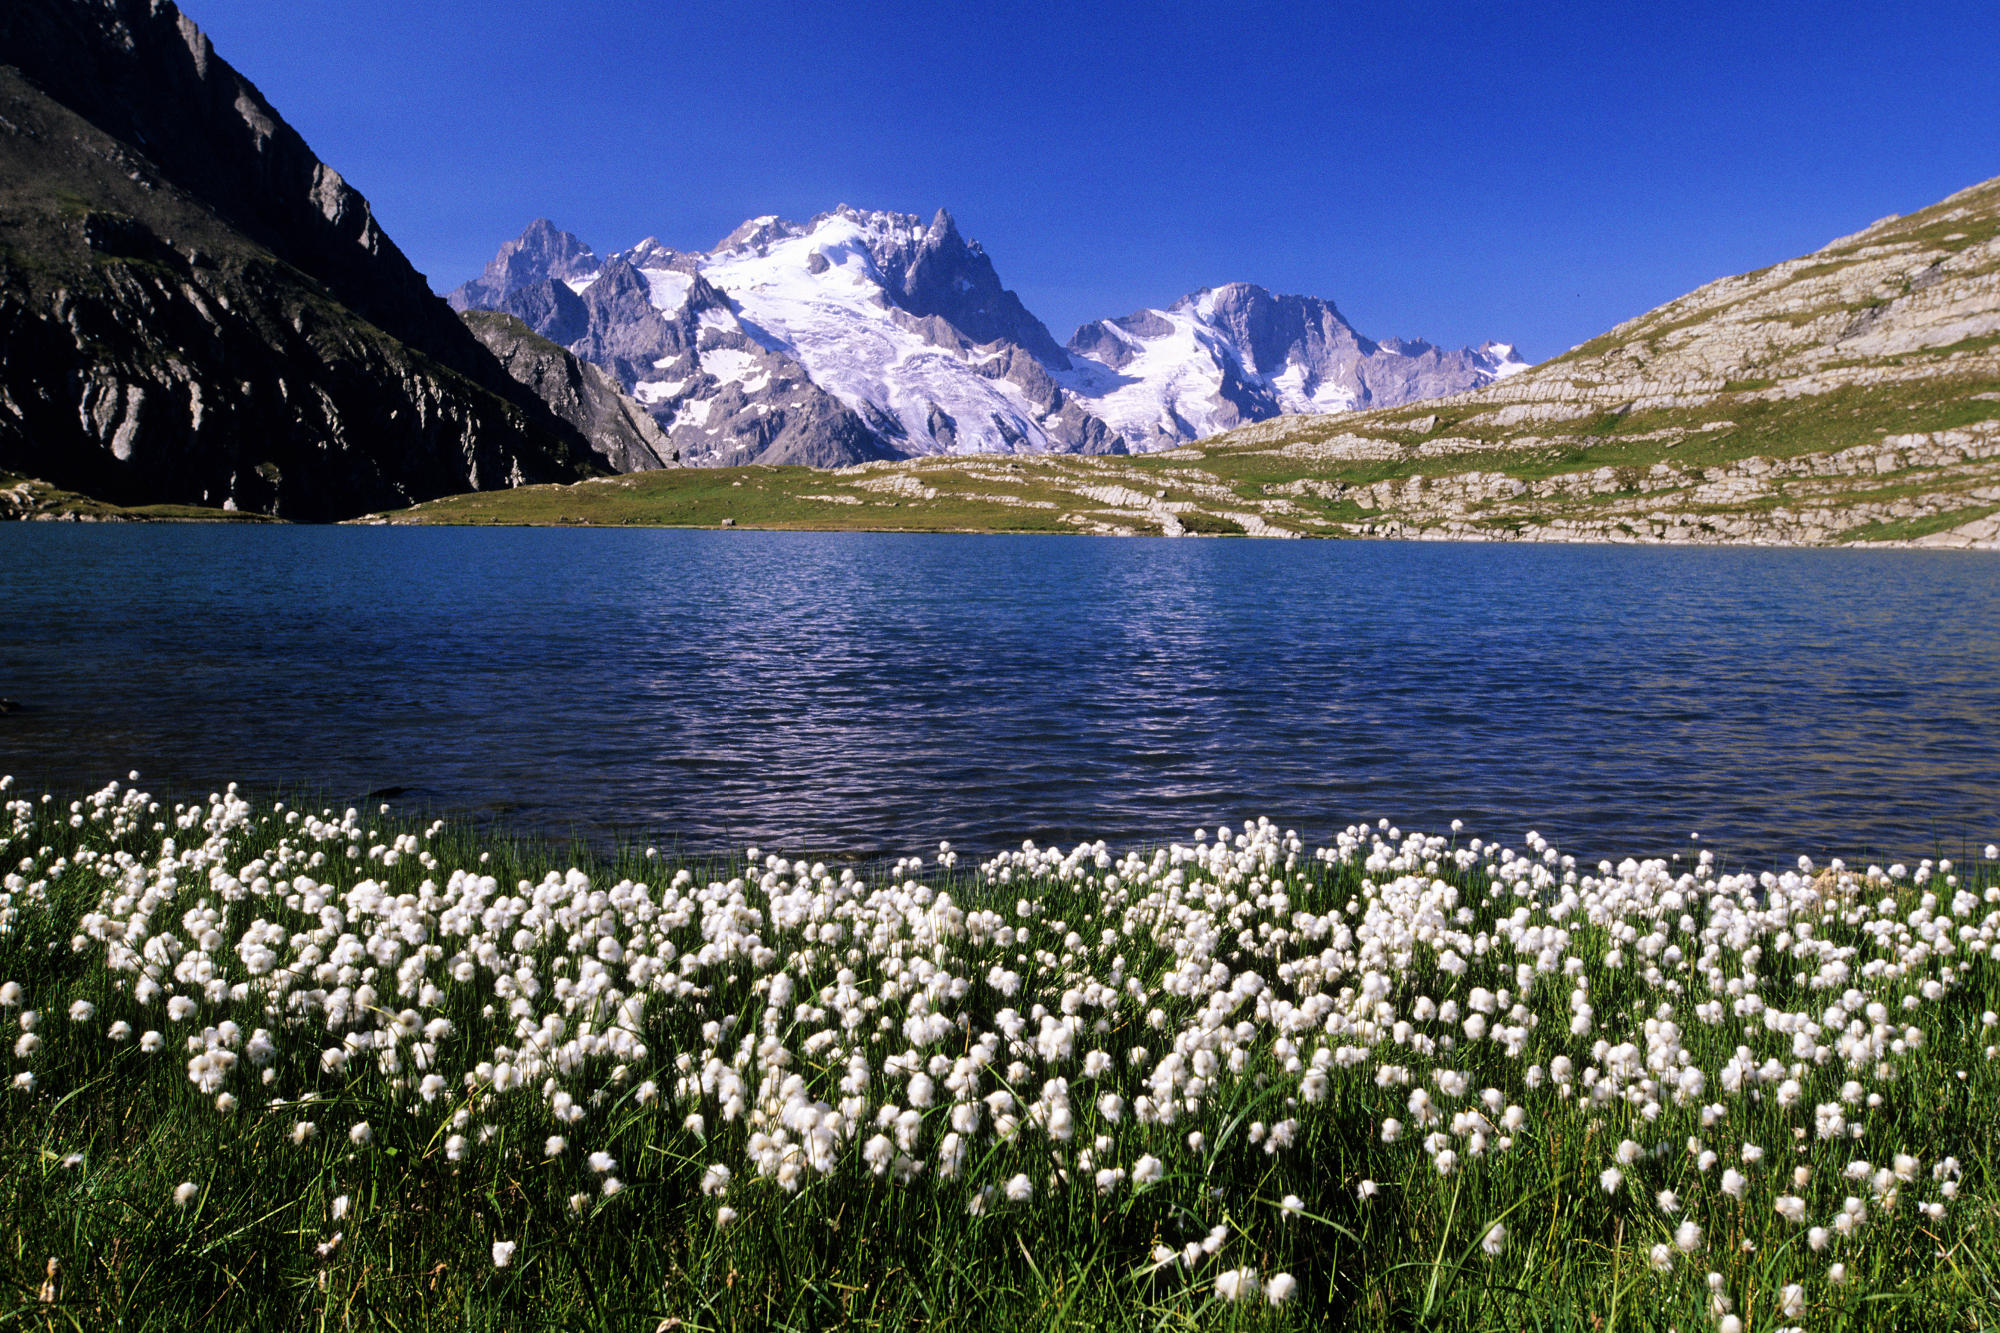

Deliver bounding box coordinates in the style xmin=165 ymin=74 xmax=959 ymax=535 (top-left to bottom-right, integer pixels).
xmin=2 ymin=527 xmax=1997 ymax=865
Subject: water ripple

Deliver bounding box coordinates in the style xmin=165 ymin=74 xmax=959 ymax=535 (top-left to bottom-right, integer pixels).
xmin=2 ymin=527 xmax=1997 ymax=866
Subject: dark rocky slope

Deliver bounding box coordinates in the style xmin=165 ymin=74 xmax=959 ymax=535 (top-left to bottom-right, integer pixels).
xmin=460 ymin=310 xmax=676 ymax=474
xmin=0 ymin=0 xmax=605 ymax=519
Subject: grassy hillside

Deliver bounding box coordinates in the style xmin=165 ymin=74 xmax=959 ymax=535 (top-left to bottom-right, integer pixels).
xmin=0 ymin=472 xmax=278 ymax=523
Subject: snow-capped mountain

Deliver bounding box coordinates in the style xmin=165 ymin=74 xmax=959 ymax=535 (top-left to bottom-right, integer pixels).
xmin=1062 ymin=284 xmax=1529 ymax=452
xmin=449 ymin=208 xmax=1116 ymax=466
xmin=448 ymin=210 xmax=1527 ymax=466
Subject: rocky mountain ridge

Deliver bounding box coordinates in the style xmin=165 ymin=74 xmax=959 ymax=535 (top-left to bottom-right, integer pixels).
xmin=457 ymin=311 xmax=675 ymax=474
xmin=0 ymin=0 xmax=666 ymax=518
xmin=390 ymin=173 xmax=2000 ymax=550
xmin=449 ymin=209 xmax=1523 ymax=466
xmin=1061 ymin=282 xmax=1527 ymax=450
xmin=1165 ymin=174 xmax=2000 ymax=548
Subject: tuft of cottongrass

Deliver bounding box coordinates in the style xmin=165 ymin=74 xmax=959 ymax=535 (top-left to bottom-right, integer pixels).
xmin=1 ymin=775 xmax=1996 ymax=1326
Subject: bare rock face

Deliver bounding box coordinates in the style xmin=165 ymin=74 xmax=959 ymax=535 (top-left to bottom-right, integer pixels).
xmin=459 ymin=311 xmax=676 ymax=473
xmin=0 ymin=0 xmax=599 ymax=518
xmin=449 ymin=219 xmax=601 ymax=314
xmin=861 ymin=207 xmax=1071 ymax=367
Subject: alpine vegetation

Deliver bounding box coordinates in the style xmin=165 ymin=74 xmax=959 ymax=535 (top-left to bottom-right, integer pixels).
xmin=3 ymin=775 xmax=1999 ymax=1329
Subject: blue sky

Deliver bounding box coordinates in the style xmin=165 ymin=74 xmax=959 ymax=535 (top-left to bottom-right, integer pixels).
xmin=186 ymin=0 xmax=2000 ymax=361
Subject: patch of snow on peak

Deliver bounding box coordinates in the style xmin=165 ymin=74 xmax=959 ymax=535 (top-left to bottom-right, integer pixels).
xmin=639 ymin=269 xmax=693 ymax=312
xmin=1483 ymin=343 xmax=1533 ymax=378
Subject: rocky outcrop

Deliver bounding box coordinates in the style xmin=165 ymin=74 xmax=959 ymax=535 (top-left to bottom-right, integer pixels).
xmin=1435 ymin=177 xmax=2000 ymax=426
xmin=459 ymin=311 xmax=676 ymax=473
xmin=0 ymin=0 xmax=600 ymax=518
xmin=449 ymin=218 xmax=600 ymax=314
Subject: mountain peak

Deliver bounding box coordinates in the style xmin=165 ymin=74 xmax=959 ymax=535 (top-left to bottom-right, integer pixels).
xmin=1063 ymin=281 xmax=1524 ymax=449
xmin=449 ymin=219 xmax=598 ymax=311
xmin=445 ymin=204 xmax=1526 ymax=464
xmin=714 ymin=214 xmax=804 ymax=253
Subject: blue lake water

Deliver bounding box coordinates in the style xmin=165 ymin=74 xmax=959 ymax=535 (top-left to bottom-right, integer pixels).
xmin=2 ymin=526 xmax=1998 ymax=866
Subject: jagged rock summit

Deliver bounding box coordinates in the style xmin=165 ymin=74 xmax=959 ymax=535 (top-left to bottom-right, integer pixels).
xmin=1063 ymin=282 xmax=1528 ymax=451
xmin=450 ymin=211 xmax=1526 ymax=466
xmin=451 ymin=207 xmax=1116 ymax=466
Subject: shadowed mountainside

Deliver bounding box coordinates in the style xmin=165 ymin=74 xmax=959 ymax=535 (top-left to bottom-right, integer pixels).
xmin=0 ymin=0 xmax=619 ymax=519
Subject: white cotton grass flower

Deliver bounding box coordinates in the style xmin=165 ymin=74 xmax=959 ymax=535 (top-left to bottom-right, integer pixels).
xmin=1265 ymin=1272 xmax=1297 ymax=1306
xmin=1213 ymin=1267 xmax=1259 ymax=1302
xmin=173 ymin=1182 xmax=198 ymax=1208
xmin=491 ymin=1240 xmax=517 ymax=1269
xmin=15 ymin=780 xmax=2000 ymax=1315
xmin=1481 ymin=1222 xmax=1507 ymax=1257
xmin=716 ymin=1205 xmax=738 ymax=1229
xmin=348 ymin=1122 xmax=372 ymax=1147
xmin=544 ymin=1136 xmax=566 ymax=1158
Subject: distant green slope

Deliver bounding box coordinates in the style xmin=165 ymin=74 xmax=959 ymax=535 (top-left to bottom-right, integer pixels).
xmin=0 ymin=471 xmax=279 ymax=522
